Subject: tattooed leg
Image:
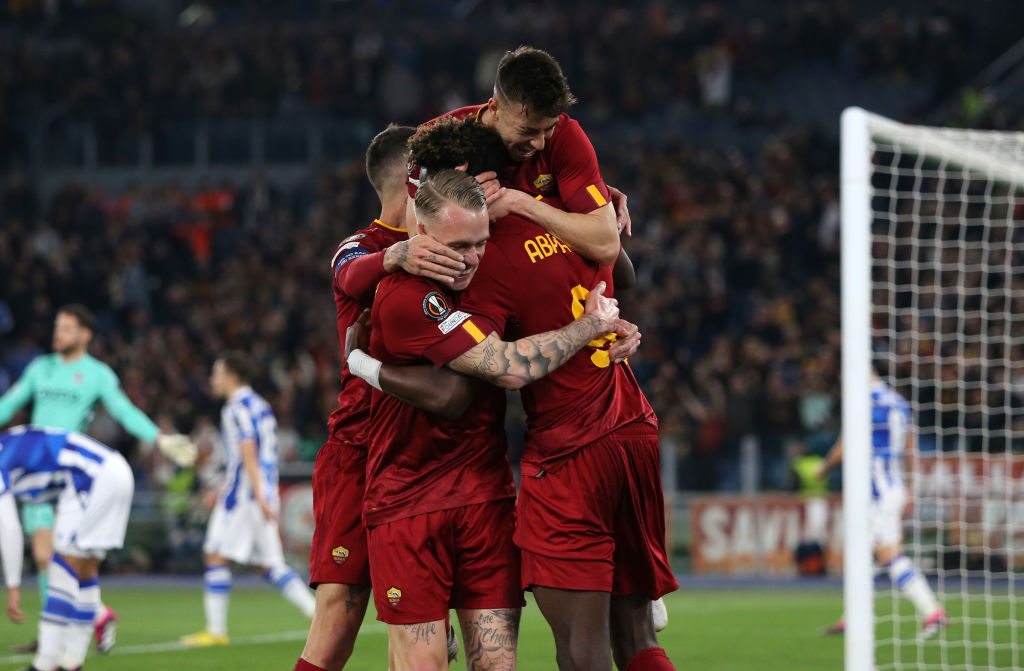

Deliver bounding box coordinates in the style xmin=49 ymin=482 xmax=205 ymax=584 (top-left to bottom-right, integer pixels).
xmin=300 ymin=583 xmax=371 ymax=670
xmin=456 ymin=608 xmax=520 ymax=671
xmin=388 ymin=618 xmax=448 ymax=671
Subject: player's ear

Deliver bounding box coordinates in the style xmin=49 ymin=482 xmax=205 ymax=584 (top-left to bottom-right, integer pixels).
xmin=487 ymin=97 xmax=499 ymax=117
xmin=454 ymin=162 xmax=469 ymax=173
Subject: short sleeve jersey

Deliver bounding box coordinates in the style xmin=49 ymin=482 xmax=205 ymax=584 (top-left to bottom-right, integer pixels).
xmin=414 ymin=201 xmax=657 ymax=473
xmin=412 ymin=105 xmax=611 ymax=214
xmin=871 ymin=380 xmax=912 ymax=499
xmin=362 ymin=273 xmax=514 ymax=527
xmin=326 ymin=220 xmax=409 ymax=449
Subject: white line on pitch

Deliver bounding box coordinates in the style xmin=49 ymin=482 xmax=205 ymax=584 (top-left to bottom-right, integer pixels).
xmin=0 ymin=624 xmax=388 ymax=665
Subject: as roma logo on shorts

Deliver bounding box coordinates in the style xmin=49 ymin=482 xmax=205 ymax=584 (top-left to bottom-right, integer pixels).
xmin=386 ymin=586 xmax=403 ymax=608
xmin=533 ymin=173 xmax=554 ymax=193
xmin=331 ymin=545 xmax=349 ymax=565
xmin=422 ymin=291 xmax=451 ymax=321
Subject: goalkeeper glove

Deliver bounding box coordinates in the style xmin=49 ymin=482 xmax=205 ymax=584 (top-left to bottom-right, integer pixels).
xmin=156 ymin=433 xmax=198 ymax=467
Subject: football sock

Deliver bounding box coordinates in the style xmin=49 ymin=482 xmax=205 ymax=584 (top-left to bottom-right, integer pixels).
xmin=293 ymin=658 xmax=327 ymax=671
xmin=60 ymin=576 xmax=99 ymax=669
xmin=204 ymin=564 xmax=232 ymax=636
xmin=888 ymin=554 xmax=940 ymax=616
xmin=625 ymin=647 xmax=676 ymax=671
xmin=265 ymin=564 xmax=316 ymax=618
xmin=34 ymin=555 xmax=79 ymax=671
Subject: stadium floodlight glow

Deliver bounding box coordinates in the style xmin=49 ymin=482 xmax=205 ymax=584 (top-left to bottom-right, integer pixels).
xmin=841 ymin=106 xmax=1024 ymax=671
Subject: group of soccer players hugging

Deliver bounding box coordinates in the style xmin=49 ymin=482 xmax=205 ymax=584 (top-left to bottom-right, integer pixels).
xmin=0 ymin=47 xmax=678 ymax=671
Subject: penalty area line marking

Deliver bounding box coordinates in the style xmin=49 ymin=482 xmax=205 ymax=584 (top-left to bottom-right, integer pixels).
xmin=0 ymin=624 xmax=388 ymax=665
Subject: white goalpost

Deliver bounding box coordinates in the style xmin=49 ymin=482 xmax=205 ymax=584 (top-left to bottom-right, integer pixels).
xmin=841 ymin=107 xmax=1024 ymax=671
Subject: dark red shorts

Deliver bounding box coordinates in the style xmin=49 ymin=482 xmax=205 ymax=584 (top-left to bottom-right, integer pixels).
xmin=309 ymin=440 xmax=370 ymax=588
xmin=517 ymin=422 xmax=678 ymax=599
xmin=367 ymin=499 xmax=524 ymax=624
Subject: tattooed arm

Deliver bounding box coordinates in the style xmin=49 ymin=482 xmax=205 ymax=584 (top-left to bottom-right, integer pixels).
xmin=444 ymin=281 xmax=619 ymax=390
xmin=336 ymin=235 xmax=465 ymax=305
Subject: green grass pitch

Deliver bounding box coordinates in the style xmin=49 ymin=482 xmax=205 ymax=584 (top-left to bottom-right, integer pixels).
xmin=0 ymin=584 xmax=1014 ymax=670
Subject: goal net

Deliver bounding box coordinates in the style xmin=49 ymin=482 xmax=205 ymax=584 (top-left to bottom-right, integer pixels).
xmin=840 ymin=107 xmax=1024 ymax=671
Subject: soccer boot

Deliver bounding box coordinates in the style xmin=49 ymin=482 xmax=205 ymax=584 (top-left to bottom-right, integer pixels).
xmin=819 ymin=618 xmax=845 ymax=635
xmin=94 ymin=605 xmax=119 ymax=653
xmin=180 ymin=630 xmax=230 ymax=647
xmin=920 ymin=609 xmax=948 ymax=640
xmin=651 ymin=597 xmax=669 ymax=632
xmin=447 ymin=623 xmax=460 ymax=664
xmin=11 ymin=639 xmax=38 ymax=653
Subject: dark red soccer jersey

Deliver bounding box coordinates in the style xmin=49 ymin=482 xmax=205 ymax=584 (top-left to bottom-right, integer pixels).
xmin=326 ymin=219 xmax=409 ymax=450
xmin=411 ymin=104 xmax=610 ymax=214
xmin=363 ymin=273 xmax=515 ymax=527
xmin=419 ymin=198 xmax=657 ymax=473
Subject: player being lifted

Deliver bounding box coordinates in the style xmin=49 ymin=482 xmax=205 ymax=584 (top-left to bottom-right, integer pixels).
xmin=818 ymin=369 xmax=947 ymax=638
xmin=0 ymin=304 xmax=196 ymax=655
xmin=1 ymin=426 xmax=135 ymax=671
xmin=181 ymin=353 xmax=316 ymax=646
xmin=415 ymin=46 xmax=631 ymax=266
xmin=347 ymin=169 xmax=625 ymax=671
xmin=349 ymin=119 xmax=676 ymax=670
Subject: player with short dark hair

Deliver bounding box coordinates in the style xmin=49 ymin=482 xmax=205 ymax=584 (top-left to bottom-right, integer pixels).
xmin=294 ymin=124 xmax=476 ymax=671
xmin=418 ymin=45 xmax=630 ymax=267
xmin=180 ymin=354 xmax=316 ymax=647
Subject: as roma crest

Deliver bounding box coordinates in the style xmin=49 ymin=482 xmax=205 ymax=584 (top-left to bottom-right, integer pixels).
xmin=331 ymin=545 xmax=349 ymax=565
xmin=386 ymin=586 xmax=403 ymax=607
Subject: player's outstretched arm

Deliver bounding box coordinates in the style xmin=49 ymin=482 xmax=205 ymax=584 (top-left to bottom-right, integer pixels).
xmin=0 ymin=492 xmax=26 ymax=622
xmin=97 ymin=370 xmax=160 ymax=444
xmin=444 ymin=281 xmax=619 ymax=390
xmin=817 ymin=436 xmax=844 ymax=480
xmin=345 ymin=311 xmax=477 ymax=419
xmin=493 ymin=190 xmax=620 ymax=266
xmin=336 ymin=236 xmax=465 ymax=305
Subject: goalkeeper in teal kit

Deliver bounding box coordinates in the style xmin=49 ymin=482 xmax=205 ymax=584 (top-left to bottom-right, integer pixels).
xmin=0 ymin=304 xmax=196 ymax=656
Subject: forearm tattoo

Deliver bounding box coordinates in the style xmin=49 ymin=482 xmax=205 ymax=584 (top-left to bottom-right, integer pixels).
xmin=461 ymin=609 xmax=520 ymax=671
xmin=460 ymin=314 xmax=604 ymax=386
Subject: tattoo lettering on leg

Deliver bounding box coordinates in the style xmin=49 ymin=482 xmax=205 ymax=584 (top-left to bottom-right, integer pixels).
xmin=345 ymin=584 xmax=370 ymax=614
xmin=462 ymin=609 xmax=520 ymax=671
xmin=404 ymin=622 xmax=438 ymax=646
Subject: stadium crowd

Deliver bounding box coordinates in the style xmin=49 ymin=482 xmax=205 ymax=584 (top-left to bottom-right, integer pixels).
xmin=1 ymin=0 xmax=1023 ymax=495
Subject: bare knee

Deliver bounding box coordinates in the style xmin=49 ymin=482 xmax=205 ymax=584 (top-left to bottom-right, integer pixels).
xmin=301 ymin=583 xmax=370 ymax=669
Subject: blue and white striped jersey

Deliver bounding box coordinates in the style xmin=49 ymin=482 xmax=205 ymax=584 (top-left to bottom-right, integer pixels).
xmin=871 ymin=380 xmax=911 ymax=500
xmin=220 ymin=386 xmax=279 ymax=510
xmin=0 ymin=425 xmax=116 ymax=503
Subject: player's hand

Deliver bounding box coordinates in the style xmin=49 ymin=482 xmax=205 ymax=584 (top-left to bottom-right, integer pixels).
xmin=583 ymin=281 xmax=619 ymax=332
xmin=815 ymin=464 xmax=829 ymax=481
xmin=608 ymin=185 xmax=632 ymax=236
xmin=156 ymin=433 xmax=198 ymax=468
xmin=608 ymin=319 xmax=641 ymax=363
xmin=484 ymin=184 xmax=517 ymax=222
xmin=258 ymin=498 xmax=279 ymax=522
xmin=384 ymin=235 xmax=465 ymax=284
xmin=6 ymin=587 xmax=25 ymax=624
xmin=345 ymin=310 xmax=371 ymax=362
xmin=475 ymin=170 xmax=504 ymax=206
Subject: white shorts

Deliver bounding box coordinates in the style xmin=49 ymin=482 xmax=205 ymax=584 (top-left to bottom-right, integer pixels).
xmin=53 ymin=452 xmax=135 ymax=559
xmin=203 ymin=498 xmax=285 ymax=566
xmin=871 ymin=485 xmax=906 ymax=547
